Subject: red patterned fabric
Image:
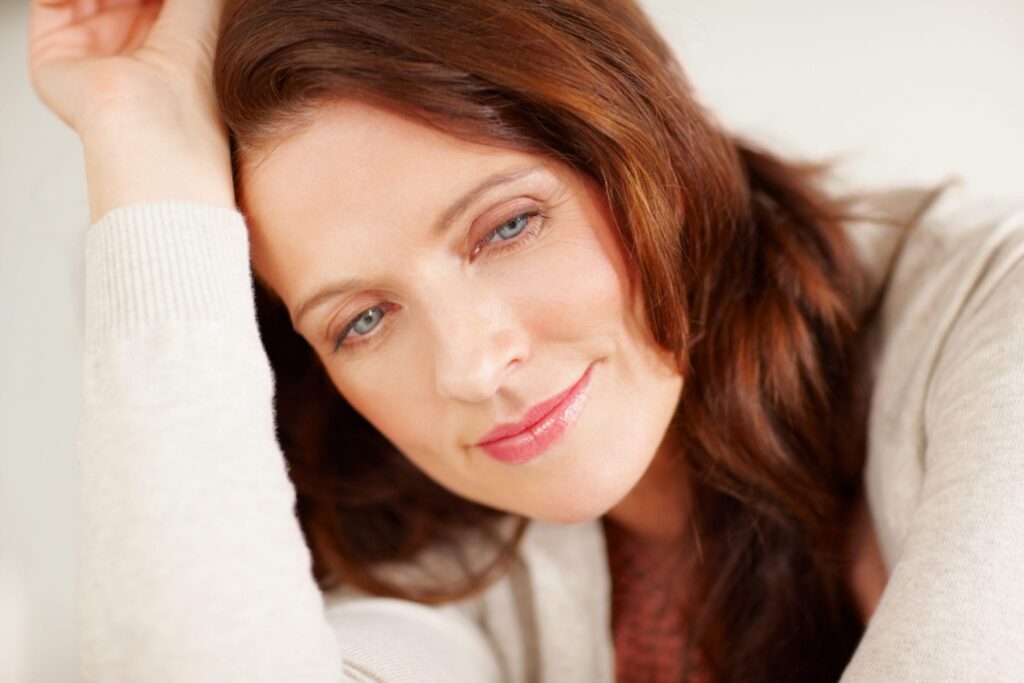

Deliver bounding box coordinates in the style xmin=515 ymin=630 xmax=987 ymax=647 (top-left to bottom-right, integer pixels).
xmin=601 ymin=517 xmax=711 ymax=683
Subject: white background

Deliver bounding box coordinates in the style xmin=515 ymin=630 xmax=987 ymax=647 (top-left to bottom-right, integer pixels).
xmin=2 ymin=0 xmax=1022 ymax=680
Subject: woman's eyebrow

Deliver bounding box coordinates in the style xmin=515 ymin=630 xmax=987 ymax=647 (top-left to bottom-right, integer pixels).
xmin=431 ymin=163 xmax=546 ymax=237
xmin=290 ymin=162 xmax=548 ymax=329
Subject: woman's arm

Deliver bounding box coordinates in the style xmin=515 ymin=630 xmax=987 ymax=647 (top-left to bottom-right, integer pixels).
xmin=29 ymin=3 xmax=341 ymax=673
xmin=78 ymin=200 xmax=345 ymax=680
xmin=841 ymin=221 xmax=1024 ymax=680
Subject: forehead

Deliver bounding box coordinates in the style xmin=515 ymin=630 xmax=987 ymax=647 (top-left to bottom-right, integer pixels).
xmin=243 ymin=99 xmax=524 ymax=232
xmin=241 ymin=99 xmax=557 ymax=304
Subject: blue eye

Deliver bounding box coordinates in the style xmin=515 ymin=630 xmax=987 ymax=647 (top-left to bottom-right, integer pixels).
xmin=471 ymin=209 xmax=548 ymax=260
xmin=331 ymin=209 xmax=549 ymax=354
xmin=351 ymin=306 xmax=384 ymax=335
xmin=483 ymin=213 xmax=530 ymax=244
xmin=333 ymin=305 xmax=385 ymax=352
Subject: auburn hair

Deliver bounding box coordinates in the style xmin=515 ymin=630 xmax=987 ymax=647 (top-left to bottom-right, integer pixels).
xmin=213 ymin=0 xmax=943 ymax=679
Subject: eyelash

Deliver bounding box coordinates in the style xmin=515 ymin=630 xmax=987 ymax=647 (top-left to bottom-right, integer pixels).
xmin=329 ymin=209 xmax=550 ymax=354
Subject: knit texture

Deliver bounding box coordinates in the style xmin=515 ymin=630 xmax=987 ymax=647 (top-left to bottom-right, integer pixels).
xmin=602 ymin=517 xmax=710 ymax=683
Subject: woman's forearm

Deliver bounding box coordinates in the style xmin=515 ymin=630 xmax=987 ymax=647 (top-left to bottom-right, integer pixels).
xmin=80 ymin=113 xmax=236 ymax=223
xmin=78 ymin=202 xmax=344 ymax=681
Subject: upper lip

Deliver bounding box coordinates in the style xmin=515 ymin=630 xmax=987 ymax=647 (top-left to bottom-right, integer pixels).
xmin=475 ymin=365 xmax=590 ymax=445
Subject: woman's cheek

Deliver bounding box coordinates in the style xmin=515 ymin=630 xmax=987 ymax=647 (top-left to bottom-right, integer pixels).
xmin=511 ymin=232 xmax=631 ymax=342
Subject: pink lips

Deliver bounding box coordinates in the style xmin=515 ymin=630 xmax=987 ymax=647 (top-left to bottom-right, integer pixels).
xmin=475 ymin=363 xmax=594 ymax=465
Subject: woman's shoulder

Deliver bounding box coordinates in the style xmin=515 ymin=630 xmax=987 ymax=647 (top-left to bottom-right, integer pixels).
xmin=844 ymin=178 xmax=1024 ymax=407
xmin=892 ymin=181 xmax=1022 ymax=317
xmin=850 ymin=179 xmax=1024 ymax=560
xmin=839 ymin=181 xmax=1024 ymax=680
xmin=836 ymin=178 xmax=1024 ymax=324
xmin=319 ymin=517 xmax=612 ymax=682
xmin=317 ymin=529 xmax=508 ymax=681
xmin=881 ymin=179 xmax=1024 ymax=265
xmin=315 ymin=517 xmax=611 ymax=682
xmin=320 ymin=516 xmax=607 ymax=604
xmin=832 ymin=174 xmax=1024 ymax=235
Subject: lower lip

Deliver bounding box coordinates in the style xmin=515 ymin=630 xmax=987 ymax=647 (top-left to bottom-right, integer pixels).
xmin=476 ymin=363 xmax=594 ymax=465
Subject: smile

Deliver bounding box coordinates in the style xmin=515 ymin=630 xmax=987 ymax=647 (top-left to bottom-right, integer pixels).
xmin=475 ymin=362 xmax=594 ymax=465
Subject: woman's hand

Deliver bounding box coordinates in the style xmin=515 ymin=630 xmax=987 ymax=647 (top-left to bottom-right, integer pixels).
xmin=28 ymin=0 xmax=236 ymax=222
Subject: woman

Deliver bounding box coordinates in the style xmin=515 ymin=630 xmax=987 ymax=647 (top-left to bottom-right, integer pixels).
xmin=28 ymin=0 xmax=1024 ymax=681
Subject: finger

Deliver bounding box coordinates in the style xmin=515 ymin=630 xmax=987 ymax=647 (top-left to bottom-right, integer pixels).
xmin=151 ymin=0 xmax=226 ymax=36
xmin=29 ymin=0 xmax=151 ymax=46
xmin=29 ymin=1 xmax=156 ymax=70
xmin=28 ymin=0 xmax=78 ymax=43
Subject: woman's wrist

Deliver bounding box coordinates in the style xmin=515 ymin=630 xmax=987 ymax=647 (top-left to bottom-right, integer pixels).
xmin=80 ymin=112 xmax=236 ymax=224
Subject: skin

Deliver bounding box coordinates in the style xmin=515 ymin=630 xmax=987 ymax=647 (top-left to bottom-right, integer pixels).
xmin=241 ymin=98 xmax=888 ymax=622
xmin=244 ymin=99 xmax=687 ymax=536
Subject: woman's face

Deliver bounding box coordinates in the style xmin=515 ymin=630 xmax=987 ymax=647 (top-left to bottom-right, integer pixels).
xmin=244 ymin=99 xmax=684 ymax=525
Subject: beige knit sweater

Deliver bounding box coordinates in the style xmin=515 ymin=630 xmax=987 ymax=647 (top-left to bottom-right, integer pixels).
xmin=77 ymin=180 xmax=1024 ymax=681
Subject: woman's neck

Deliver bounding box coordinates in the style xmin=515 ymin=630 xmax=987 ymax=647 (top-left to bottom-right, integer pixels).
xmin=602 ymin=434 xmax=689 ymax=545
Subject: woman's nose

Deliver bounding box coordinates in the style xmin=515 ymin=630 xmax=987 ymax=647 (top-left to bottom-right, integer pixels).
xmin=431 ymin=292 xmax=530 ymax=403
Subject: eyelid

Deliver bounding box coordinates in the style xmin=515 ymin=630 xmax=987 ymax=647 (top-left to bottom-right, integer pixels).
xmin=471 ymin=203 xmax=548 ymax=261
xmin=328 ymin=205 xmax=551 ymax=354
xmin=330 ymin=302 xmax=396 ymax=354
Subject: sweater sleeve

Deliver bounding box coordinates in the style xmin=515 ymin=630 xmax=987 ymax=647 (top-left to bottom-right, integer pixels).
xmin=76 ymin=201 xmax=502 ymax=682
xmin=840 ymin=229 xmax=1024 ymax=680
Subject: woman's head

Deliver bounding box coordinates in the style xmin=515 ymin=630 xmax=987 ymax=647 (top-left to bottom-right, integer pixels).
xmin=240 ymin=97 xmax=685 ymax=524
xmin=215 ymin=0 xmax=875 ymax=678
xmin=214 ymin=0 xmax=751 ymax=531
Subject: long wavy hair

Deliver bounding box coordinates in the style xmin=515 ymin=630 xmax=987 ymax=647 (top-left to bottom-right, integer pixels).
xmin=213 ymin=1 xmax=943 ymax=679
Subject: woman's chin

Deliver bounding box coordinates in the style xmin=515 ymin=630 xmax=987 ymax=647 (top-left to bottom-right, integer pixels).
xmin=518 ymin=447 xmax=657 ymax=526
